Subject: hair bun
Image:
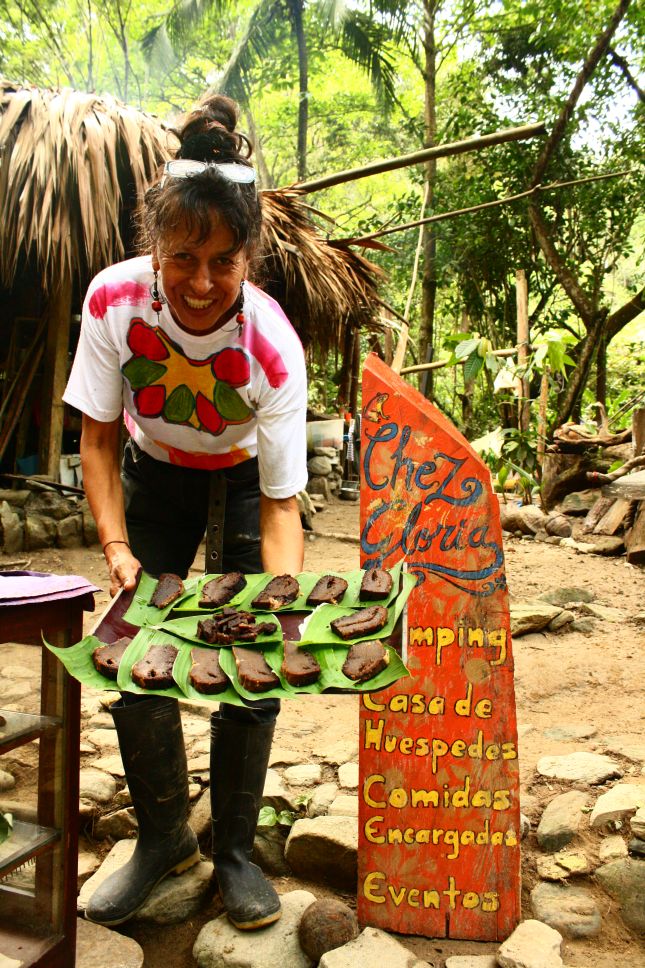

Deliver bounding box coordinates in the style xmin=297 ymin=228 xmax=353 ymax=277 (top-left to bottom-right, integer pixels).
xmin=175 ymin=94 xmax=253 ymax=164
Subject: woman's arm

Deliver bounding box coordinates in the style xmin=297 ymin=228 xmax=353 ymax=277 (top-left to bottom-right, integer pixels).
xmin=259 ymin=494 xmax=304 ymax=575
xmin=80 ymin=414 xmax=141 ymax=596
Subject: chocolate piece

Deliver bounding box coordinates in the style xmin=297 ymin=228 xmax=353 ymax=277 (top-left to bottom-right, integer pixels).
xmin=330 ymin=605 xmax=388 ymax=641
xmin=189 ymin=647 xmax=229 ymax=695
xmin=199 ymin=572 xmax=247 ymax=607
xmin=281 ymin=640 xmax=321 ymax=687
xmin=233 ymin=647 xmax=280 ymax=693
xmin=359 ymin=567 xmax=393 ymax=601
xmin=131 ymin=645 xmax=178 ymax=690
xmin=251 ymin=575 xmax=299 ymax=609
xmin=306 ymin=575 xmax=348 ymax=607
xmin=149 ymin=573 xmax=184 ymax=608
xmin=197 ymin=609 xmax=276 ymax=645
xmin=342 ymin=640 xmax=389 ymax=682
xmin=92 ymin=636 xmax=132 ymax=681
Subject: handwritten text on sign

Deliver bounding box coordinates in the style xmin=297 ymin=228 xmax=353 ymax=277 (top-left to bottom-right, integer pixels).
xmin=358 ymin=355 xmax=520 ymax=940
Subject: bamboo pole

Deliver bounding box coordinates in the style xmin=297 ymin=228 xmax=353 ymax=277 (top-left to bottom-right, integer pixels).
xmin=39 ymin=279 xmax=73 ymax=479
xmin=516 ymin=270 xmax=530 ymax=432
xmin=537 ymin=368 xmax=550 ymax=475
xmin=392 ymin=183 xmax=430 ymax=375
xmin=400 ymin=347 xmax=518 ymax=375
xmin=286 ymin=122 xmax=546 ymax=195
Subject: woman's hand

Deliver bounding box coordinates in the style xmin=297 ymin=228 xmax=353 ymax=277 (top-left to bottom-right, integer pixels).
xmin=104 ymin=543 xmax=142 ymax=598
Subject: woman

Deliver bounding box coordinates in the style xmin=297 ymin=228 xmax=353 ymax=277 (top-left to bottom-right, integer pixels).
xmin=63 ymin=95 xmax=307 ymax=931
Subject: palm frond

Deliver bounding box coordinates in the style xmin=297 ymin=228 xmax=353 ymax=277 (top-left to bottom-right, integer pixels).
xmin=339 ymin=14 xmax=400 ymax=110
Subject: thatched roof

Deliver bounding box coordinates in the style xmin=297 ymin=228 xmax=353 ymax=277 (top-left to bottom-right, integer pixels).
xmin=0 ymin=81 xmax=384 ymax=357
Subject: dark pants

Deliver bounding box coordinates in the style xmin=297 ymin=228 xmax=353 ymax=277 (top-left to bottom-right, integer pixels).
xmin=121 ymin=438 xmax=279 ymax=724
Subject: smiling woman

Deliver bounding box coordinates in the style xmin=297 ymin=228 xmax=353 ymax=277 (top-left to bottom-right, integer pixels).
xmin=61 ymin=93 xmax=307 ymax=936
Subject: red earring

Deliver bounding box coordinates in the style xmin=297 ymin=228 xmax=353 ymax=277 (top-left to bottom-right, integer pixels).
xmin=151 ymin=270 xmax=164 ymax=319
xmin=236 ymin=283 xmax=245 ymax=334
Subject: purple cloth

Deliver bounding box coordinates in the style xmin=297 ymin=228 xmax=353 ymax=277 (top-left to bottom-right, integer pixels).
xmin=0 ymin=571 xmax=100 ymax=607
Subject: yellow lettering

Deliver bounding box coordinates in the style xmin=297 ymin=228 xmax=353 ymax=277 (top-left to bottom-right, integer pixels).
xmin=502 ymin=741 xmax=518 ymax=760
xmin=488 ymin=628 xmax=507 ymax=665
xmin=472 ymin=790 xmax=492 ymax=808
xmin=485 ymin=744 xmax=501 ymax=761
xmin=411 ymin=693 xmax=426 ymax=714
xmin=463 ymin=891 xmax=480 ymax=909
xmin=482 ymin=891 xmax=500 ymax=912
xmin=399 ymin=737 xmax=414 ymax=755
xmin=408 ymin=889 xmax=420 ymax=907
xmin=451 ymin=739 xmax=466 ymax=757
xmin=416 ymin=738 xmax=430 ymax=757
xmin=455 ymin=682 xmax=473 ymax=716
xmin=444 ymin=829 xmax=460 ymax=860
xmin=436 ymin=627 xmax=455 ymax=665
xmin=493 ymin=790 xmax=511 ymax=810
xmin=362 ymin=693 xmax=385 ymax=712
xmin=409 ymin=626 xmax=432 ymax=647
xmin=474 ymin=698 xmax=493 ymax=719
xmin=390 ymin=787 xmax=408 ymax=809
xmin=467 ymin=627 xmax=484 ymax=648
xmin=411 ymin=788 xmax=440 ymax=808
xmin=363 ymin=774 xmax=386 ymax=809
xmin=363 ymin=717 xmax=384 ymax=750
xmin=388 ymin=885 xmax=407 ymax=907
xmin=390 ymin=693 xmax=408 ymax=712
xmin=364 ymin=816 xmax=385 ymax=844
xmin=431 ymin=738 xmax=449 ymax=773
xmin=363 ymin=871 xmax=386 ymax=904
xmin=423 ymin=890 xmax=440 ymax=908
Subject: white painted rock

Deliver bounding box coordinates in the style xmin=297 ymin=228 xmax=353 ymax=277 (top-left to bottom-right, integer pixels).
xmin=589 ymin=783 xmax=645 ymax=829
xmin=193 ymin=889 xmax=316 ymax=968
xmin=536 ymin=752 xmax=622 ymax=785
xmin=530 ymin=883 xmax=601 ymax=938
xmin=329 ymin=795 xmax=359 ymax=817
xmin=337 ymin=763 xmax=359 ymax=789
xmin=286 ymin=816 xmax=357 ymax=889
xmin=78 ymin=768 xmax=117 ymax=804
xmin=284 ymin=764 xmax=322 ymax=786
xmin=497 ymin=919 xmax=564 ymax=968
xmin=319 ymin=927 xmax=430 ymax=967
xmin=307 ymin=783 xmax=339 ymax=818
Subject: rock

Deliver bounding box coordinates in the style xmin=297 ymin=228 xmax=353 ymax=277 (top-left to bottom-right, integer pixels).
xmin=84 ymin=728 xmax=121 ymax=749
xmin=511 ymin=602 xmax=562 ymax=636
xmin=595 ymin=858 xmax=645 ymax=935
xmin=25 ymin=490 xmax=74 ymax=520
xmin=190 ymin=789 xmax=213 ymax=846
xmin=78 ymin=769 xmax=117 ymax=805
xmin=589 ymin=783 xmax=645 ymax=829
xmin=630 ymin=806 xmax=645 ymax=838
xmin=602 ymin=743 xmax=645 ymax=767
xmin=57 ymin=513 xmax=84 ymax=548
xmin=307 ymin=783 xmax=339 ymax=818
xmin=598 ymin=835 xmax=628 ymax=862
xmin=306 ymin=475 xmax=332 ymax=501
xmin=307 ymin=456 xmax=333 ymax=476
xmin=318 ymin=926 xmax=430 ymax=968
xmin=91 ymin=754 xmax=125 ymax=776
xmin=270 ymin=747 xmax=305 ymax=767
xmin=79 ymin=798 xmax=98 ymax=820
xmin=578 ymin=602 xmax=625 ymax=622
xmin=0 ymin=680 xmax=31 ymax=700
xmin=264 ymin=768 xmax=297 ymax=811
xmin=538 ymin=587 xmax=595 ymax=606
xmin=313 ymin=446 xmax=339 ymax=460
xmin=530 ymin=882 xmax=601 ymax=938
xmin=187 ymin=753 xmax=210 ymax=774
xmin=78 ymin=839 xmax=212 ymax=923
xmin=536 ymin=850 xmax=591 ymax=880
xmin=193 ymin=889 xmax=316 ymax=968
xmin=0 ymin=488 xmax=30 ymax=506
xmin=570 ymin=618 xmax=595 ymax=634
xmin=297 ymin=490 xmax=316 ymax=529
xmin=578 ymin=535 xmax=625 ymax=556
xmin=76 ymin=916 xmax=144 ymax=967
xmin=547 ymin=610 xmax=575 ymax=632
xmin=445 ymin=958 xmax=497 ymax=968
xmin=520 ymin=813 xmax=531 ymax=840
xmin=285 ymin=816 xmax=357 ymax=889
xmin=323 ymin=741 xmax=358 ymax=765
xmin=0 ymin=500 xmax=23 ymax=553
xmin=543 ymin=724 xmax=597 ymax=742
xmin=545 ymin=514 xmax=572 ymax=538
xmin=499 ymin=503 xmax=547 ymax=535
xmin=561 ymin=490 xmax=598 ymax=515
xmin=77 ymin=850 xmax=101 ymax=886
xmin=93 ymin=808 xmax=137 ymax=840
xmin=497 ymin=919 xmax=564 ymax=968
xmin=536 ymin=791 xmax=589 ymax=851
xmin=23 ymin=512 xmax=57 ymax=549
xmin=627 ymin=838 xmax=645 ymax=857
xmin=284 ymin=764 xmax=322 ymax=786
xmin=253 ymin=823 xmax=291 ymax=876
xmin=536 ymin=752 xmax=622 ymax=785
xmin=298 ymin=898 xmax=359 ymax=962
xmin=337 ymin=763 xmax=358 ymax=789
xmin=0 ymin=769 xmax=15 ymax=792
xmin=329 ymin=795 xmax=359 ymax=817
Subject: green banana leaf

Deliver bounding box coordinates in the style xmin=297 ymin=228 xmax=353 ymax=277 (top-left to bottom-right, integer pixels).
xmin=218 ymin=643 xmax=299 ymax=703
xmin=171 ymin=572 xmax=267 ymax=614
xmin=277 ymin=642 xmax=410 ymax=695
xmin=158 ymin=612 xmax=282 ymax=647
xmin=172 ymin=642 xmax=248 ymax=707
xmin=123 ymin=572 xmax=198 ymax=626
xmin=44 ymin=634 xmax=121 ymax=693
xmin=298 ymin=571 xmax=416 ymax=646
xmin=116 ymin=628 xmax=187 ymax=700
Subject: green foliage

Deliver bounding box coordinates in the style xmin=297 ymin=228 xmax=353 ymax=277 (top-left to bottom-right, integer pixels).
xmin=0 ymin=811 xmax=12 ymax=845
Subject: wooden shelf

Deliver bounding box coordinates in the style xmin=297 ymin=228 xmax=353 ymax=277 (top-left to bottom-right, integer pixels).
xmin=0 ymin=819 xmax=60 ymax=880
xmin=0 ymin=709 xmax=60 ymax=755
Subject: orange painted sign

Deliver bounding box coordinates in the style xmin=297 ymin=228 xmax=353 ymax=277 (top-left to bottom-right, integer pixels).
xmin=358 ymin=354 xmax=520 ymax=940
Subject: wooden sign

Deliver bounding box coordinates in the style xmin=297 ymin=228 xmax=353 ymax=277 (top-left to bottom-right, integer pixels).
xmin=358 ymin=354 xmax=520 ymax=940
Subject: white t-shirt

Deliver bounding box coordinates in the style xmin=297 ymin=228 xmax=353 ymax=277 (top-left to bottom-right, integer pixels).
xmin=64 ymin=255 xmax=308 ymax=500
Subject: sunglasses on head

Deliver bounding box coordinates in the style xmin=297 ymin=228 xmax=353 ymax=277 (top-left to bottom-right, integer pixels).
xmin=160 ymin=159 xmax=257 ymax=188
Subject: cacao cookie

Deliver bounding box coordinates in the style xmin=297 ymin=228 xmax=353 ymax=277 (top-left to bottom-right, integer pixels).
xmin=92 ymin=636 xmax=132 ymax=681
xmin=149 ymin=573 xmax=184 ymax=608
xmin=330 ymin=605 xmax=388 ymax=641
xmin=306 ymin=575 xmax=348 ymax=607
xmin=359 ymin=567 xmax=393 ymax=601
xmin=131 ymin=645 xmax=178 ymax=690
xmin=281 ymin=640 xmax=321 ymax=687
xmin=199 ymin=572 xmax=246 ymax=607
xmin=342 ymin=640 xmax=389 ymax=682
xmin=232 ymin=646 xmax=280 ymax=692
xmin=189 ymin=646 xmax=229 ymax=694
xmin=251 ymin=574 xmax=299 ymax=609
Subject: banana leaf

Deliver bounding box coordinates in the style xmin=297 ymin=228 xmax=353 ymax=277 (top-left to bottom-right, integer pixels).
xmin=298 ymin=571 xmax=416 ymax=646
xmin=44 ymin=634 xmax=121 ymax=692
xmin=122 ymin=572 xmax=198 ymax=626
xmin=277 ymin=642 xmax=410 ymax=695
xmin=172 ymin=642 xmax=248 ymax=707
xmin=171 ymin=572 xmax=267 ymax=613
xmin=218 ymin=643 xmax=299 ymax=703
xmin=158 ymin=613 xmax=282 ymax=647
xmin=116 ymin=628 xmax=187 ymax=700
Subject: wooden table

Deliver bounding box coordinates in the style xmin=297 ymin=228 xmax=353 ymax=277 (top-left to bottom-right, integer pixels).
xmin=0 ymin=588 xmax=95 ymax=968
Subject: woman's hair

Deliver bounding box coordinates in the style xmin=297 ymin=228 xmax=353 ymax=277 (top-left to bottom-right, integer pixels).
xmin=139 ymin=94 xmax=262 ymax=258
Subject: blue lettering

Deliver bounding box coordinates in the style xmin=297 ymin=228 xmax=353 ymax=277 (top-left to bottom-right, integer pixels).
xmin=363 ymin=422 xmax=398 ymax=490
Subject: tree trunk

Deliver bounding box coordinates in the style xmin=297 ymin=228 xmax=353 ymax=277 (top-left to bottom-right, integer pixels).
xmin=419 ymin=0 xmax=437 ymax=400
xmin=289 ymin=0 xmax=309 ymax=181
xmin=595 ymin=332 xmax=607 ymax=420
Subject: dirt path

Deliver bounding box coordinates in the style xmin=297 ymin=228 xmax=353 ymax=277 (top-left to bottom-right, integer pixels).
xmin=2 ymin=499 xmax=644 ymax=967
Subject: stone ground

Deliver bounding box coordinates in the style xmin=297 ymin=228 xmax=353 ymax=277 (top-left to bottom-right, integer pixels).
xmin=1 ymin=498 xmax=644 ymax=967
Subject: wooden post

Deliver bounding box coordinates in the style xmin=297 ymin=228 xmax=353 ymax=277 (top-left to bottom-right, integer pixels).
xmin=358 ymin=354 xmax=520 ymax=941
xmin=632 ymin=407 xmax=645 ymax=458
xmin=349 ymin=329 xmax=361 ymax=418
xmin=39 ymin=279 xmax=73 ymax=480
xmin=537 ymin=368 xmax=550 ymax=479
xmin=515 ymin=270 xmax=530 ymax=432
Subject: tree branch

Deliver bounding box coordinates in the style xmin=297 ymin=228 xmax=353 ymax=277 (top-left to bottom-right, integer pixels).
xmin=608 ymin=46 xmax=645 ymax=103
xmin=527 ymin=202 xmax=597 ymax=323
xmin=606 ymin=286 xmax=645 ymax=341
xmin=530 ymin=0 xmax=632 ymax=187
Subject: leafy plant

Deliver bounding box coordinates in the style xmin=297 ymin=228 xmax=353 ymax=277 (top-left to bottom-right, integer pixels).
xmin=257 ymin=806 xmax=299 ymax=828
xmin=0 ymin=812 xmax=13 ymax=845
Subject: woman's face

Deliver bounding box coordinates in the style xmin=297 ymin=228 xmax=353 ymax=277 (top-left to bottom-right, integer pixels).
xmin=152 ymin=219 xmax=248 ymax=334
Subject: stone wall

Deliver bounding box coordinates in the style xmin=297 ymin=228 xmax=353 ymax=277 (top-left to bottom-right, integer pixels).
xmin=0 ymin=488 xmax=99 ymax=554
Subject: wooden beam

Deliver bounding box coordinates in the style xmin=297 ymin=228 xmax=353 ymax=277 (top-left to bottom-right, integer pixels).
xmin=516 ymin=270 xmax=530 ymax=432
xmin=39 ymin=280 xmax=73 ymax=480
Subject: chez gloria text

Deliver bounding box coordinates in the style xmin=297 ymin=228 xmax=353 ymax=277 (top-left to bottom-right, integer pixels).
xmin=361 ymin=422 xmax=505 ymax=595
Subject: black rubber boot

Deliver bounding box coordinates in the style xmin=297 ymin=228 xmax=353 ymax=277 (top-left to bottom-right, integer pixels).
xmin=85 ymin=696 xmax=200 ymax=926
xmin=210 ymin=716 xmax=282 ymax=930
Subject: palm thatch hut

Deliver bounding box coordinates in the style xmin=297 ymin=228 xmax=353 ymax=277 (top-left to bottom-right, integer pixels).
xmin=0 ymin=81 xmax=383 ymax=482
